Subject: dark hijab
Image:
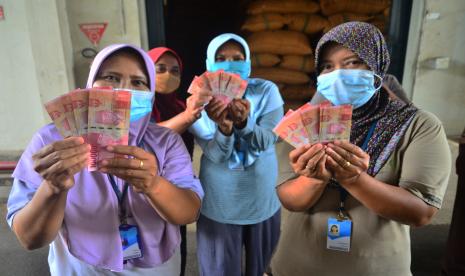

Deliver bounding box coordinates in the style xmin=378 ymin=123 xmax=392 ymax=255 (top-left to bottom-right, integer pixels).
xmin=315 ymin=22 xmax=418 ymax=176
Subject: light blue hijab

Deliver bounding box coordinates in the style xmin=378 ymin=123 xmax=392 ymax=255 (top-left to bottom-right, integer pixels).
xmin=205 ymin=33 xmax=252 ymax=78
xmin=190 ymin=33 xmax=283 ymax=170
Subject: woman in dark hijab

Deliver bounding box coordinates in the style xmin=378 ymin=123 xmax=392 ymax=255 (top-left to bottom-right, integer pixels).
xmin=270 ymin=22 xmax=451 ymax=276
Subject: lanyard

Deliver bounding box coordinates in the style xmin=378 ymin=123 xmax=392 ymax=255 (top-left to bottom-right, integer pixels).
xmin=108 ymin=174 xmax=129 ymax=224
xmin=338 ymin=121 xmax=377 ymax=218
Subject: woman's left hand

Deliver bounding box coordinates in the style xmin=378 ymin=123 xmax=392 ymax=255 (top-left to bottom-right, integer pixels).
xmin=98 ymin=145 xmax=159 ymax=194
xmin=325 ymin=140 xmax=370 ymax=186
xmin=228 ymin=99 xmax=250 ymax=129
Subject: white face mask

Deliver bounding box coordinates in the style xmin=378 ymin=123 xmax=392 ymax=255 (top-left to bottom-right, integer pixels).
xmin=315 ymin=69 xmax=382 ymax=108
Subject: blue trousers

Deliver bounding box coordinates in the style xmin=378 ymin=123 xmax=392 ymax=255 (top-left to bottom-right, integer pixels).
xmin=196 ymin=210 xmax=281 ymax=276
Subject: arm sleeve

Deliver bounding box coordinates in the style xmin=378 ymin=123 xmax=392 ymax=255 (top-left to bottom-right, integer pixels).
xmin=194 ymin=129 xmax=235 ymax=164
xmin=234 ymin=107 xmax=284 ymax=152
xmin=275 ymin=141 xmax=299 ymax=187
xmin=6 ymin=179 xmax=37 ymax=228
xmin=399 ymin=111 xmax=451 ymax=208
xmin=161 ymin=133 xmax=204 ymax=200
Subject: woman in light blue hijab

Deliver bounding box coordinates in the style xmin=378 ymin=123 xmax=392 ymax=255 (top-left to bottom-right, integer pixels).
xmin=189 ymin=33 xmax=284 ymax=275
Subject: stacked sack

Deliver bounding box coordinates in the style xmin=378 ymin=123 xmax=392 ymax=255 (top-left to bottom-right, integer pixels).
xmin=242 ymin=0 xmax=323 ymax=111
xmin=320 ymin=0 xmax=392 ymax=33
xmin=241 ymin=0 xmax=392 ymax=111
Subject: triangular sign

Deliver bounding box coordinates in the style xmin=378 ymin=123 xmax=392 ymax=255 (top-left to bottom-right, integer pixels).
xmin=79 ymin=22 xmax=108 ymax=46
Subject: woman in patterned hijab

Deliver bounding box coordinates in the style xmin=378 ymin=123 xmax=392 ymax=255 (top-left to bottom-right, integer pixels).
xmin=270 ymin=22 xmax=451 ymax=275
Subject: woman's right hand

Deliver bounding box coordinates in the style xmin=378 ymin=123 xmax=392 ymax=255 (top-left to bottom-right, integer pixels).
xmin=185 ymin=88 xmax=213 ymax=122
xmin=32 ymin=137 xmax=90 ymax=194
xmin=289 ymin=143 xmax=331 ymax=183
xmin=206 ymin=97 xmax=233 ymax=135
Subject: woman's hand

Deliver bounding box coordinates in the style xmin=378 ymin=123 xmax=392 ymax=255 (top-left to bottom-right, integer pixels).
xmin=32 ymin=137 xmax=90 ymax=194
xmin=98 ymin=145 xmax=160 ymax=194
xmin=184 ymin=88 xmax=213 ymax=123
xmin=289 ymin=143 xmax=331 ymax=183
xmin=228 ymin=99 xmax=250 ymax=129
xmin=325 ymin=140 xmax=370 ymax=186
xmin=206 ymin=97 xmax=233 ymax=135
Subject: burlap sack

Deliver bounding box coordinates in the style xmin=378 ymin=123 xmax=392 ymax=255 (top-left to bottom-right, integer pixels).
xmin=241 ymin=13 xmax=287 ymax=32
xmin=281 ymin=84 xmax=316 ymax=101
xmin=251 ymin=67 xmax=310 ymax=85
xmin=248 ymin=31 xmax=313 ymax=55
xmin=320 ymin=0 xmax=391 ymax=16
xmin=370 ymin=19 xmax=387 ymax=33
xmin=275 ymin=83 xmax=286 ymax=91
xmin=370 ymin=14 xmax=389 ymax=33
xmin=286 ymin=13 xmax=328 ymax=34
xmin=247 ymin=0 xmax=320 ymax=15
xmin=280 ymin=55 xmax=315 ymax=73
xmin=323 ymin=13 xmax=374 ymax=33
xmin=251 ymin=53 xmax=282 ymax=67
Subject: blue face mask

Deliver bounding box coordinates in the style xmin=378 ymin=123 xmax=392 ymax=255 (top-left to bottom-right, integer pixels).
xmin=116 ymin=89 xmax=154 ymax=122
xmin=316 ymin=69 xmax=382 ymax=108
xmin=208 ymin=60 xmax=251 ymax=80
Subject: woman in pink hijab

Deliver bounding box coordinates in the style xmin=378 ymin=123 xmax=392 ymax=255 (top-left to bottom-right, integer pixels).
xmin=147 ymin=47 xmax=210 ymax=276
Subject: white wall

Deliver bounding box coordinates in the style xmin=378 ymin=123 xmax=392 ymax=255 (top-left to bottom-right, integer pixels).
xmin=67 ymin=0 xmax=144 ymax=88
xmin=0 ymin=0 xmax=145 ymax=153
xmin=0 ymin=0 xmax=73 ymax=152
xmin=404 ymin=0 xmax=465 ymax=136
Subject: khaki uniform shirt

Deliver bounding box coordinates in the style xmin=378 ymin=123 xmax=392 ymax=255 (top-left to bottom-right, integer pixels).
xmin=270 ymin=110 xmax=451 ymax=276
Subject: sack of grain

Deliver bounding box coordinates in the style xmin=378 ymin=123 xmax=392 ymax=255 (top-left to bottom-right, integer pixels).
xmin=247 ymin=0 xmax=320 ymax=15
xmin=286 ymin=13 xmax=328 ymax=34
xmin=281 ymin=84 xmax=316 ymax=101
xmin=369 ymin=13 xmax=389 ymax=33
xmin=251 ymin=67 xmax=310 ymax=85
xmin=248 ymin=31 xmax=313 ymax=55
xmin=370 ymin=19 xmax=387 ymax=33
xmin=275 ymin=83 xmax=286 ymax=91
xmin=241 ymin=13 xmax=288 ymax=32
xmin=320 ymin=0 xmax=391 ymax=16
xmin=323 ymin=13 xmax=374 ymax=33
xmin=383 ymin=7 xmax=391 ymax=18
xmin=280 ymin=55 xmax=315 ymax=73
xmin=251 ymin=54 xmax=282 ymax=67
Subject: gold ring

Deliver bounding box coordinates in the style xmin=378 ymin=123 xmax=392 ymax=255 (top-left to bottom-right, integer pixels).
xmin=342 ymin=161 xmax=351 ymax=168
xmin=139 ymin=160 xmax=144 ymax=169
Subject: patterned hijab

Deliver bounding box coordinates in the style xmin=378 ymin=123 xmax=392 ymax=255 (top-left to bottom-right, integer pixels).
xmin=315 ymin=22 xmax=417 ymax=176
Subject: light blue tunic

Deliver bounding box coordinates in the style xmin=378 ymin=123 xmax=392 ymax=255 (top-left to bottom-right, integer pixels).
xmin=189 ymin=78 xmax=284 ymax=224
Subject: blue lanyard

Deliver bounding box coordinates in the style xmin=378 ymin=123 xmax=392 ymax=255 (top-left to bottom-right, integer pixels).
xmin=108 ymin=174 xmax=129 ymax=224
xmin=338 ymin=121 xmax=377 ymax=214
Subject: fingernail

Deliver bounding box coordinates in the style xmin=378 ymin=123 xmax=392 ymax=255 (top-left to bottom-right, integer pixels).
xmin=101 ymin=160 xmax=109 ymax=166
xmin=106 ymin=146 xmax=114 ymax=151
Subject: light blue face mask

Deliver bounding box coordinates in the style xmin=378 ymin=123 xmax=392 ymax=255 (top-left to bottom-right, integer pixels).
xmin=116 ymin=89 xmax=154 ymax=122
xmin=316 ymin=69 xmax=382 ymax=108
xmin=207 ymin=60 xmax=251 ymax=80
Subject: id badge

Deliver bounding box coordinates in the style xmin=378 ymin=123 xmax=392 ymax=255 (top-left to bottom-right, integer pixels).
xmin=326 ymin=217 xmax=352 ymax=252
xmin=119 ymin=224 xmax=142 ymax=260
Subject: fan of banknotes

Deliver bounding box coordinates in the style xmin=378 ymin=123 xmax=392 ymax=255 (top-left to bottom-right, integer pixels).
xmin=44 ymin=88 xmax=131 ymax=171
xmin=273 ymin=102 xmax=353 ymax=148
xmin=188 ymin=70 xmax=248 ymax=104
